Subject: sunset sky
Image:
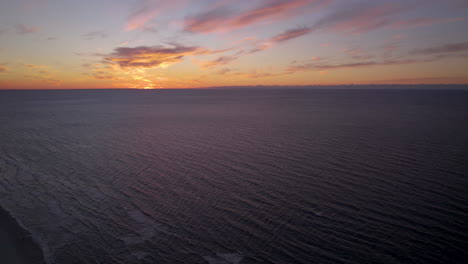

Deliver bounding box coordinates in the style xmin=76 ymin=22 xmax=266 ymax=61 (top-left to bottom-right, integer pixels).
xmin=0 ymin=0 xmax=467 ymax=89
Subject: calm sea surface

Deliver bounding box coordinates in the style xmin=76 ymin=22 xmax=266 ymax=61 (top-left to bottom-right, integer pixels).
xmin=0 ymin=88 xmax=467 ymax=263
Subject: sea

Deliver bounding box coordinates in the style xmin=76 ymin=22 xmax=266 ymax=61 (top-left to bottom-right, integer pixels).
xmin=0 ymin=87 xmax=467 ymax=264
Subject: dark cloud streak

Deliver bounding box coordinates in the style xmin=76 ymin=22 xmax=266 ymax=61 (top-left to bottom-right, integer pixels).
xmin=412 ymin=41 xmax=468 ymax=55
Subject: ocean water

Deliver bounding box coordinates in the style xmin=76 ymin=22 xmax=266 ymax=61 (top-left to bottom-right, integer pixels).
xmin=0 ymin=88 xmax=467 ymax=264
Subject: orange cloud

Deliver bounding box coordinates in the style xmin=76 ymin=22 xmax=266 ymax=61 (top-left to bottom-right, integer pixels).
xmin=0 ymin=65 xmax=9 ymax=73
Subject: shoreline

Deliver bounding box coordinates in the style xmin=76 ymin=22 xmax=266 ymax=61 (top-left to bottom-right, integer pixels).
xmin=0 ymin=205 xmax=46 ymax=264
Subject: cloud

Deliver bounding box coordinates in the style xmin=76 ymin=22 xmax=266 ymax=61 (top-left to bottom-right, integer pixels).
xmin=248 ymin=25 xmax=314 ymax=54
xmin=270 ymin=26 xmax=314 ymax=43
xmin=288 ymin=58 xmax=434 ymax=73
xmin=81 ymin=62 xmax=116 ymax=80
xmin=216 ymin=68 xmax=291 ymax=79
xmin=0 ymin=65 xmax=9 ymax=73
xmin=198 ymin=55 xmax=239 ymax=69
xmin=15 ymin=24 xmax=40 ymax=34
xmin=103 ymin=44 xmax=204 ymax=69
xmin=92 ymin=71 xmax=116 ymax=80
xmin=311 ymin=2 xmax=406 ymax=34
xmin=309 ymin=2 xmax=466 ymax=35
xmin=216 ymin=68 xmax=232 ymax=75
xmin=237 ymin=71 xmax=288 ymax=79
xmin=412 ymin=41 xmax=468 ymax=55
xmin=390 ymin=17 xmax=467 ymax=29
xmin=185 ymin=0 xmax=328 ymax=33
xmin=248 ymin=42 xmax=273 ymax=54
xmin=125 ymin=0 xmax=188 ymax=31
xmin=141 ymin=25 xmax=158 ymax=33
xmin=23 ymin=63 xmax=44 ymax=68
xmin=373 ymin=76 xmax=468 ymax=84
xmin=81 ymin=31 xmax=108 ymax=40
xmin=22 ymin=64 xmax=62 ymax=86
xmin=74 ymin=51 xmax=106 ymax=57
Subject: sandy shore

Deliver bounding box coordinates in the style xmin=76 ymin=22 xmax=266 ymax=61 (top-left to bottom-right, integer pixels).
xmin=0 ymin=206 xmax=46 ymax=264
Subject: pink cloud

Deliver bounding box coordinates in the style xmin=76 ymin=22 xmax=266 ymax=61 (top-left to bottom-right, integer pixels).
xmin=125 ymin=0 xmax=188 ymax=31
xmin=248 ymin=25 xmax=315 ymax=54
xmin=185 ymin=0 xmax=329 ymax=33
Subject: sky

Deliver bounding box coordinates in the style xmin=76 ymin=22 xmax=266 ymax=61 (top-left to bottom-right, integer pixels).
xmin=0 ymin=0 xmax=467 ymax=89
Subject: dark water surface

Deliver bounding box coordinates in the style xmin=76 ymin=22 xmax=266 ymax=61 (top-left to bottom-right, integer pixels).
xmin=0 ymin=88 xmax=467 ymax=263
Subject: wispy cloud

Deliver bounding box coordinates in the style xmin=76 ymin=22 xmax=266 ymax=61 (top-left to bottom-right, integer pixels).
xmin=198 ymin=55 xmax=239 ymax=69
xmin=15 ymin=24 xmax=40 ymax=34
xmin=125 ymin=0 xmax=188 ymax=31
xmin=81 ymin=31 xmax=108 ymax=40
xmin=412 ymin=41 xmax=468 ymax=55
xmin=22 ymin=63 xmax=62 ymax=86
xmin=390 ymin=17 xmax=467 ymax=29
xmin=248 ymin=42 xmax=273 ymax=54
xmin=141 ymin=25 xmax=158 ymax=33
xmin=91 ymin=71 xmax=116 ymax=80
xmin=215 ymin=67 xmax=291 ymax=79
xmin=311 ymin=2 xmax=406 ymax=34
xmin=287 ymin=58 xmax=434 ymax=73
xmin=373 ymin=76 xmax=468 ymax=84
xmin=236 ymin=71 xmax=289 ymax=79
xmin=270 ymin=26 xmax=314 ymax=43
xmin=248 ymin=26 xmax=314 ymax=54
xmin=309 ymin=2 xmax=466 ymax=34
xmin=0 ymin=65 xmax=9 ymax=73
xmin=185 ymin=0 xmax=328 ymax=33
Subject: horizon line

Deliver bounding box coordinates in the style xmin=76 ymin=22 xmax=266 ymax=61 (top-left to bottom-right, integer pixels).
xmin=1 ymin=83 xmax=468 ymax=91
